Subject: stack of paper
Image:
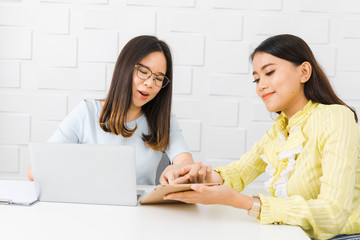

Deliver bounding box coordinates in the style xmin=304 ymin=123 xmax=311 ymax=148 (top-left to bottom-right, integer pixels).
xmin=0 ymin=180 xmax=38 ymax=205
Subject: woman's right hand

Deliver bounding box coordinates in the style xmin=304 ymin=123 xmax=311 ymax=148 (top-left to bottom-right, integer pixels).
xmin=170 ymin=162 xmax=224 ymax=185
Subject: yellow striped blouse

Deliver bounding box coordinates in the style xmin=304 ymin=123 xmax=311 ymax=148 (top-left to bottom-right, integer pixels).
xmin=216 ymin=100 xmax=360 ymax=240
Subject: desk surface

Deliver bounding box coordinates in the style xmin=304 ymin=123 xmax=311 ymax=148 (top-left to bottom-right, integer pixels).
xmin=1 ymin=186 xmax=309 ymax=240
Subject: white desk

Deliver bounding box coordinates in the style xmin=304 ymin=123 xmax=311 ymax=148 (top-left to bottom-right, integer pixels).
xmin=1 ymin=186 xmax=309 ymax=240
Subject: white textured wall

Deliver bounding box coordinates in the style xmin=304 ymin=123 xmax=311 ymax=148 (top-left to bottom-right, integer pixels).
xmin=1 ymin=0 xmax=360 ymax=189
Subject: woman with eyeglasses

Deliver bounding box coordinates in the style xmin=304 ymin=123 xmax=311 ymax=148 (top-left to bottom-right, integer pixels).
xmin=164 ymin=34 xmax=360 ymax=240
xmin=28 ymin=35 xmax=194 ymax=185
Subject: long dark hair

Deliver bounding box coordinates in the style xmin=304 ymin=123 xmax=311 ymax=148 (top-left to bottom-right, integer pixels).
xmin=251 ymin=34 xmax=358 ymax=122
xmin=99 ymin=35 xmax=173 ymax=151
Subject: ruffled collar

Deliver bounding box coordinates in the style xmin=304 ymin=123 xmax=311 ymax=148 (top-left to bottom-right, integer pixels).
xmin=274 ymin=100 xmax=318 ymax=134
xmin=262 ymin=100 xmax=319 ymax=198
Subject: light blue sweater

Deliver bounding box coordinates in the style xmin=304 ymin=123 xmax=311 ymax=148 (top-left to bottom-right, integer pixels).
xmin=48 ymin=100 xmax=189 ymax=185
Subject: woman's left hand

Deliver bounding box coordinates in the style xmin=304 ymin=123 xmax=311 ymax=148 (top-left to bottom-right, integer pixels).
xmin=164 ymin=184 xmax=254 ymax=209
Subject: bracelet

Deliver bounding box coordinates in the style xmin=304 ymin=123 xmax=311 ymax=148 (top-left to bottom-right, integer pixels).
xmin=248 ymin=196 xmax=261 ymax=218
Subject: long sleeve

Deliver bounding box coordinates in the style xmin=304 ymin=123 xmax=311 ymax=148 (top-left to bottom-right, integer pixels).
xmin=258 ymin=105 xmax=360 ymax=240
xmin=215 ymin=126 xmax=274 ymax=192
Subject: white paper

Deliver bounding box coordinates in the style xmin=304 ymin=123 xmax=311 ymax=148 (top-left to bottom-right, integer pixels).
xmin=0 ymin=180 xmax=38 ymax=205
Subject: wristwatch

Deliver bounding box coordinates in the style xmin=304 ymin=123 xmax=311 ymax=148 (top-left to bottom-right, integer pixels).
xmin=248 ymin=196 xmax=261 ymax=218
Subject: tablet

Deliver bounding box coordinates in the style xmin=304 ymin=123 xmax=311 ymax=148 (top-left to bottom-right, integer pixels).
xmin=140 ymin=183 xmax=220 ymax=205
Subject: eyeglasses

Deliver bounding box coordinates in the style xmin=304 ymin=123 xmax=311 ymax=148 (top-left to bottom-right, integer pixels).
xmin=134 ymin=64 xmax=170 ymax=88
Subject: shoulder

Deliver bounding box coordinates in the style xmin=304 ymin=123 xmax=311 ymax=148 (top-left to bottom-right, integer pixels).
xmin=169 ymin=114 xmax=182 ymax=132
xmin=311 ymin=104 xmax=359 ymax=138
xmin=75 ymin=99 xmax=101 ymax=115
xmin=170 ymin=114 xmax=180 ymax=126
xmin=67 ymin=99 xmax=100 ymax=121
xmin=313 ymin=104 xmax=356 ymax=123
xmin=170 ymin=114 xmax=178 ymax=121
xmin=82 ymin=99 xmax=101 ymax=113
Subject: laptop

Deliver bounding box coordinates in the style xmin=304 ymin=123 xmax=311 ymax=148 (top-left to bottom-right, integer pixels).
xmin=29 ymin=142 xmax=140 ymax=206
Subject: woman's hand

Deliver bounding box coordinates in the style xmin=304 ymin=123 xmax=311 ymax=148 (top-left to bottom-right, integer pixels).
xmin=159 ymin=152 xmax=195 ymax=184
xmin=164 ymin=184 xmax=254 ymax=210
xmin=172 ymin=163 xmax=223 ymax=184
xmin=159 ymin=163 xmax=192 ymax=184
xmin=160 ymin=153 xmax=216 ymax=185
xmin=160 ymin=162 xmax=223 ymax=185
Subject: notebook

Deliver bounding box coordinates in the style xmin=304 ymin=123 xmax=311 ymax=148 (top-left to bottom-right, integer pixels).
xmin=0 ymin=180 xmax=37 ymax=205
xmin=29 ymin=142 xmax=139 ymax=206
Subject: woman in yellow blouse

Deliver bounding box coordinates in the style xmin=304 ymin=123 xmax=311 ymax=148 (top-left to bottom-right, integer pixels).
xmin=163 ymin=34 xmax=360 ymax=240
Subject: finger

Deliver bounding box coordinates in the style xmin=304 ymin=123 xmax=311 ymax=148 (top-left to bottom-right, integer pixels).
xmin=159 ymin=175 xmax=169 ymax=185
xmin=191 ymin=184 xmax=200 ymax=191
xmin=205 ymin=166 xmax=213 ymax=183
xmin=188 ymin=162 xmax=202 ymax=183
xmin=159 ymin=172 xmax=169 ymax=185
xmin=164 ymin=166 xmax=191 ymax=185
xmin=178 ymin=166 xmax=191 ymax=176
xmin=170 ymin=174 xmax=190 ymax=184
xmin=164 ymin=192 xmax=185 ymax=201
xmin=164 ymin=172 xmax=176 ymax=185
xmin=164 ymin=192 xmax=197 ymax=203
xmin=191 ymin=184 xmax=209 ymax=193
xmin=197 ymin=166 xmax=207 ymax=183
